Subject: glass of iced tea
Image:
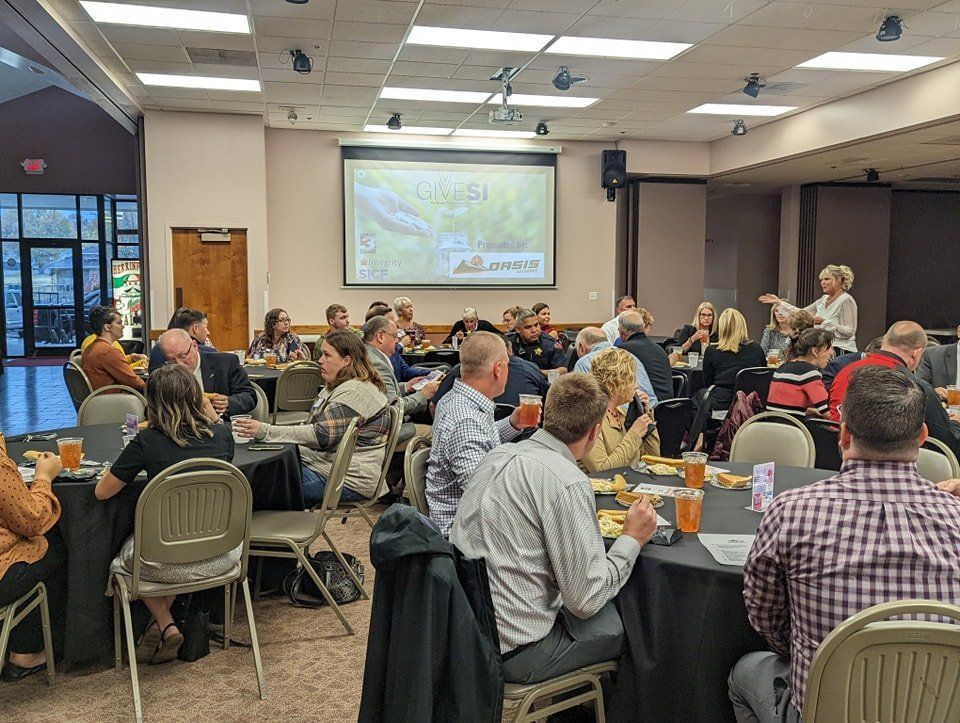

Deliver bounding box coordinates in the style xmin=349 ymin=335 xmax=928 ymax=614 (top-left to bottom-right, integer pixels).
xmin=674 ymin=488 xmax=704 ymax=533
xmin=420 ymin=339 xmax=431 ymax=351
xmin=682 ymin=451 xmax=708 ymax=488
xmin=767 ymin=348 xmax=781 ymax=366
xmin=57 ymin=437 xmax=83 ymax=471
xmin=948 ymin=385 xmax=960 ymax=407
xmin=517 ymin=394 xmax=542 ymax=428
xmin=264 ymin=353 xmax=277 ymax=369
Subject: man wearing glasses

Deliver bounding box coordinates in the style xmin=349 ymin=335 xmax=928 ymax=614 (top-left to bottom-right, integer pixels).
xmin=157 ymin=328 xmax=257 ymax=418
xmin=147 ymin=307 xmax=218 ymax=372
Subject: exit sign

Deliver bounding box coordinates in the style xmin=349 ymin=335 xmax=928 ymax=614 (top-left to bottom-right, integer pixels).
xmin=21 ymin=159 xmax=46 ymax=174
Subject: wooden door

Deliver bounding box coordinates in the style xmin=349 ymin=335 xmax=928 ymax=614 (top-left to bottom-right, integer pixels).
xmin=171 ymin=228 xmax=249 ymax=352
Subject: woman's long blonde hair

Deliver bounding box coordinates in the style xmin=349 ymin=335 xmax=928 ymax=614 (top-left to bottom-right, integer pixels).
xmin=691 ymin=301 xmax=716 ymax=334
xmin=589 ymin=347 xmax=637 ymax=405
xmin=716 ymin=308 xmax=751 ymax=353
xmin=145 ymin=365 xmax=214 ymax=447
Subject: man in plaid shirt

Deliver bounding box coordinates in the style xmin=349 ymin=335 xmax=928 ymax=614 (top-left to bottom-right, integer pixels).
xmin=730 ymin=366 xmax=960 ymax=722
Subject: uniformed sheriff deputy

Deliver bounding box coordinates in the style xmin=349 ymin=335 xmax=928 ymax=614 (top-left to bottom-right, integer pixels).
xmin=506 ymin=309 xmax=567 ymax=375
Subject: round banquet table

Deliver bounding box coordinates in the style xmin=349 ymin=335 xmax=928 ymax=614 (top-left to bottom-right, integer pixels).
xmin=243 ymin=365 xmax=283 ymax=408
xmin=595 ymin=462 xmax=833 ymax=723
xmin=671 ymin=361 xmax=705 ymax=397
xmin=7 ymin=423 xmax=304 ymax=670
xmin=401 ymin=348 xmax=460 ymax=366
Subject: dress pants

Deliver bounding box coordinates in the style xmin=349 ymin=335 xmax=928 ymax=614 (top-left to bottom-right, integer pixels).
xmin=728 ymin=651 xmax=802 ymax=723
xmin=0 ymin=529 xmax=66 ymax=655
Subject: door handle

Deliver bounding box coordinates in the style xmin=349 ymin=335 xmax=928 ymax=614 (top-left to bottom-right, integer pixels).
xmin=175 ymin=287 xmax=183 ymax=308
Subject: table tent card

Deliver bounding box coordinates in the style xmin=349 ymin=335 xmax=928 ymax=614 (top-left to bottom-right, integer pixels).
xmin=748 ymin=462 xmax=775 ymax=512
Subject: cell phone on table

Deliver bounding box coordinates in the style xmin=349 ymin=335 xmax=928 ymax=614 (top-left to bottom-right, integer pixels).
xmin=412 ymin=369 xmax=446 ymax=391
xmin=248 ymin=443 xmax=284 ymax=452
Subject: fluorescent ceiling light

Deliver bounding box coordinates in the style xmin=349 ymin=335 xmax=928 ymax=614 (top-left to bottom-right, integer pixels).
xmin=686 ymin=103 xmax=796 ymax=117
xmin=363 ymin=125 xmax=453 ymax=135
xmin=491 ymin=93 xmax=598 ymax=108
xmin=406 ymin=25 xmax=552 ymax=52
xmin=797 ymin=52 xmax=942 ymax=72
xmin=80 ymin=1 xmax=249 ymax=33
xmin=452 ymin=129 xmax=537 ymax=139
xmin=380 ymin=87 xmax=491 ymax=104
xmin=545 ymin=36 xmax=691 ymax=60
xmin=137 ymin=73 xmax=260 ymax=91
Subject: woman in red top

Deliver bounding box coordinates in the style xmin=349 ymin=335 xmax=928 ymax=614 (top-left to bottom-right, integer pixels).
xmin=532 ymin=303 xmax=558 ymax=340
xmin=766 ymin=328 xmax=834 ymax=419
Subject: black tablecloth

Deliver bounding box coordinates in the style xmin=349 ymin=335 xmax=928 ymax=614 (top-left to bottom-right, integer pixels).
xmin=671 ymin=361 xmax=705 ymax=397
xmin=244 ymin=366 xmax=283 ymax=409
xmin=595 ymin=463 xmax=832 ymax=723
xmin=7 ymin=423 xmax=303 ymax=669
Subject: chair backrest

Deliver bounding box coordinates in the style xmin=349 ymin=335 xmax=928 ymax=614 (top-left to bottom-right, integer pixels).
xmin=494 ymin=403 xmax=515 ymax=421
xmin=424 ymin=349 xmax=459 ymax=364
xmin=804 ymin=599 xmax=960 ymax=722
xmin=250 ymin=383 xmax=270 ymax=423
xmin=733 ymin=366 xmax=774 ymax=405
xmin=274 ymin=361 xmax=322 ymax=414
xmin=315 ymin=418 xmax=360 ymax=515
xmin=131 ymin=458 xmax=253 ymax=597
xmin=922 ymin=437 xmax=960 ymax=477
xmin=368 ymin=400 xmax=404 ymax=501
xmin=118 ymin=338 xmax=145 ymax=355
xmin=671 ymin=371 xmax=687 ymax=398
xmin=69 ymin=348 xmax=83 ymax=366
xmin=729 ymin=411 xmax=816 ymax=468
xmin=653 ymin=397 xmax=692 ymax=458
xmin=916 ymin=446 xmax=957 ymax=483
xmin=415 ymin=362 xmax=451 ymax=373
xmin=77 ymin=385 xmax=147 ymax=426
xmin=403 ymin=435 xmax=432 ymax=516
xmin=63 ymin=361 xmax=93 ymax=412
xmin=805 ymin=418 xmax=842 ymax=471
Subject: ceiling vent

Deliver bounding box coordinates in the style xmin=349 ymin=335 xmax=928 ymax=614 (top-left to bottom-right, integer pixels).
xmin=918 ymin=136 xmax=960 ymax=146
xmin=762 ymin=82 xmax=806 ymax=95
xmin=186 ymin=47 xmax=257 ymax=67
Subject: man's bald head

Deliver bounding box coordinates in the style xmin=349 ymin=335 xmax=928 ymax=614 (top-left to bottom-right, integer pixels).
xmin=882 ymin=321 xmax=928 ymax=371
xmin=576 ymin=326 xmax=606 ymax=356
xmin=158 ymin=328 xmax=199 ymax=369
xmin=459 ymin=331 xmax=508 ymax=379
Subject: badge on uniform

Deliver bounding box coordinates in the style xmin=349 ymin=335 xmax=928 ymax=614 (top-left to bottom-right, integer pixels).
xmin=534 ymin=347 xmax=543 ymax=356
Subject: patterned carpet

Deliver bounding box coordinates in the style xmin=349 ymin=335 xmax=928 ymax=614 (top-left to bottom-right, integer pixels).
xmin=0 ymin=509 xmax=383 ymax=722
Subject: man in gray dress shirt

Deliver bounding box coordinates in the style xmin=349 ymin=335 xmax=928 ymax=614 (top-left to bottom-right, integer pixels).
xmin=450 ymin=373 xmax=657 ymax=684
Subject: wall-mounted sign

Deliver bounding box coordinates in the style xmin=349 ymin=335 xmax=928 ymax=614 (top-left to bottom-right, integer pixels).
xmin=21 ymin=159 xmax=46 ymax=175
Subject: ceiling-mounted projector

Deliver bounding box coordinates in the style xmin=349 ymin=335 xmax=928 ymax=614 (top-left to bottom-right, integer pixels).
xmin=489 ymin=105 xmax=523 ymax=124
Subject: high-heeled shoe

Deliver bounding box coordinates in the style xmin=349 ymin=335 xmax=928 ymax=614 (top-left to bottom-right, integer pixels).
xmin=1 ymin=660 xmax=46 ymax=682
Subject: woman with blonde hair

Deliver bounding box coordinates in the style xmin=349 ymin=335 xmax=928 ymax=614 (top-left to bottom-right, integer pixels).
xmin=760 ymin=304 xmax=791 ymax=356
xmin=677 ymin=301 xmax=717 ymax=356
xmin=581 ymin=348 xmax=660 ymax=472
xmin=759 ymin=264 xmax=858 ymax=354
xmin=393 ymin=296 xmax=425 ymax=348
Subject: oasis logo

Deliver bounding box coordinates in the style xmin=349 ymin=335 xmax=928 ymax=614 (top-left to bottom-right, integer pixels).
xmin=487 ymin=259 xmax=540 ymax=272
xmin=416 ymin=173 xmax=488 ymax=203
xmin=452 ymin=253 xmax=543 ymax=277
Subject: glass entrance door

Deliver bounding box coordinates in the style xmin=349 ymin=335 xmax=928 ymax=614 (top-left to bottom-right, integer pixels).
xmin=24 ymin=245 xmax=80 ymax=355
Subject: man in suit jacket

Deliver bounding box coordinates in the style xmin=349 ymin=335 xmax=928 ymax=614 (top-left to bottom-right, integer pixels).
xmin=918 ymin=325 xmax=959 ymax=401
xmin=157 ymin=329 xmax=256 ymax=417
xmin=363 ymin=315 xmax=439 ymax=443
xmin=617 ymin=310 xmax=673 ymax=404
xmin=443 ymin=307 xmax=500 ymax=344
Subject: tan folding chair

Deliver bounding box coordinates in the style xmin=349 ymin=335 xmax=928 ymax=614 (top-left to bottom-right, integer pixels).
xmin=503 ymin=661 xmax=618 ymax=723
xmin=69 ymin=348 xmax=83 ymax=366
xmin=110 ymin=459 xmax=264 ymax=723
xmin=248 ymin=419 xmax=363 ymax=635
xmin=919 ymin=437 xmax=960 ymax=481
xmin=77 ymin=385 xmax=147 ymax=426
xmin=334 ymin=400 xmax=403 ymax=528
xmin=250 ymin=382 xmax=271 ymax=423
xmin=729 ymin=411 xmax=816 ymax=468
xmin=63 ymin=361 xmax=93 ymax=412
xmin=402 ymin=434 xmax=431 ymax=516
xmin=273 ymin=361 xmax=322 ymax=425
xmin=0 ymin=582 xmax=55 ymax=687
xmin=804 ymin=599 xmax=960 ymax=722
xmin=916 ymin=446 xmax=957 ymax=483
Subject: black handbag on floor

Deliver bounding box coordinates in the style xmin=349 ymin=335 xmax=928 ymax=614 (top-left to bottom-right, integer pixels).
xmin=173 ymin=595 xmax=211 ymax=662
xmin=283 ymin=551 xmax=364 ymax=608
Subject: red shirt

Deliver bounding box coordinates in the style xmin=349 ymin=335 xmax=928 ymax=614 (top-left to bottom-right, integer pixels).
xmin=827 ymin=350 xmax=904 ymax=421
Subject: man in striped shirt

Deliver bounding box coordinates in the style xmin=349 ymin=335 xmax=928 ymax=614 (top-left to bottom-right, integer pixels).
xmin=730 ymin=366 xmax=960 ymax=722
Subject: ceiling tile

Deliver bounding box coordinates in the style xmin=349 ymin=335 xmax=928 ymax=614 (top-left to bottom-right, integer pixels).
xmin=492 ymin=10 xmax=580 ymax=34
xmin=98 ymin=25 xmax=182 ymax=46
xmin=666 ymin=0 xmax=768 ymax=23
xmin=256 ymin=37 xmax=326 ymax=55
xmin=509 ymin=0 xmax=596 ymax=11
xmin=144 ymin=97 xmax=213 ymax=110
xmin=640 ymin=20 xmax=727 ymax=43
xmin=335 ymin=1 xmax=419 ymax=24
xmin=254 ymin=17 xmax=331 ymax=39
xmin=331 ymin=22 xmax=408 ymax=43
xmin=906 ymin=37 xmax=960 ymax=56
xmin=677 ymin=44 xmax=814 ymax=67
xmin=326 ymin=40 xmax=397 ymax=60
xmin=263 ymin=81 xmax=324 ymax=103
xmin=648 ymin=61 xmax=781 ymax=80
xmin=416 ymin=3 xmax=506 ymax=27
xmin=703 ymin=25 xmax=863 ymax=51
xmin=739 ymin=3 xmax=882 ymax=32
xmin=249 ymin=0 xmax=336 ymax=20
xmin=425 ymin=0 xmax=511 ymax=8
xmin=320 ymin=84 xmax=380 ymax=102
xmin=209 ymin=100 xmax=266 ymax=112
xmin=126 ymin=59 xmax=195 ymax=74
xmin=109 ymin=43 xmax=188 ymax=63
xmin=588 ymin=0 xmax=687 ymax=20
xmin=563 ymin=15 xmax=656 ymax=39
xmin=392 ymin=60 xmax=457 ymax=78
xmin=260 ymin=68 xmax=324 ymax=84
xmin=397 ymin=45 xmax=471 ymax=64
xmin=328 ymin=72 xmax=385 ymax=87
xmin=175 ymin=31 xmax=256 ymax=52
xmin=324 ymin=56 xmax=391 ymax=75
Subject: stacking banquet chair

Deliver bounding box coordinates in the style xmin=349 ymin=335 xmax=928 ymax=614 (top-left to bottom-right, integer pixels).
xmin=0 ymin=583 xmax=56 ymax=687
xmin=916 ymin=437 xmax=960 ymax=483
xmin=728 ymin=411 xmax=816 ymax=468
xmin=402 ymin=435 xmax=431 ymax=516
xmin=502 ymin=661 xmax=619 ymax=723
xmin=273 ymin=360 xmax=322 ymax=425
xmin=77 ymin=385 xmax=147 ymax=426
xmin=653 ymin=398 xmax=692 ymax=458
xmin=671 ymin=371 xmax=687 ymax=399
xmin=63 ymin=361 xmax=93 ymax=412
xmin=248 ymin=419 xmax=364 ymax=635
xmin=415 ymin=362 xmax=451 ymax=373
xmin=110 ymin=459 xmax=264 ymax=723
xmin=803 ymin=600 xmax=960 ymax=722
xmin=805 ymin=418 xmax=842 ymax=471
xmin=733 ymin=367 xmax=774 ymax=408
xmin=250 ymin=383 xmax=271 ymax=423
xmin=494 ymin=403 xmax=516 ymax=421
xmin=424 ymin=349 xmax=459 ymax=365
xmin=333 ymin=400 xmax=403 ymax=528
xmin=68 ymin=348 xmax=83 ymax=366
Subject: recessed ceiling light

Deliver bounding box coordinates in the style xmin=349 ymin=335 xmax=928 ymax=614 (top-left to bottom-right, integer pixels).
xmin=380 ymin=87 xmax=491 ymax=104
xmin=490 ymin=93 xmax=598 ymax=108
xmin=363 ymin=124 xmax=453 ymax=135
xmin=797 ymin=52 xmax=942 ymax=72
xmin=406 ymin=25 xmax=552 ymax=52
xmin=545 ymin=36 xmax=692 ymax=60
xmin=80 ymin=1 xmax=249 ymax=33
xmin=452 ymin=129 xmax=537 ymax=139
xmin=686 ymin=103 xmax=796 ymax=117
xmin=136 ymin=73 xmax=260 ymax=91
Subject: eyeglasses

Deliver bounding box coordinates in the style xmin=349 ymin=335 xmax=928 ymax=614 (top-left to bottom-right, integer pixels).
xmin=277 ymin=317 xmax=291 ymax=323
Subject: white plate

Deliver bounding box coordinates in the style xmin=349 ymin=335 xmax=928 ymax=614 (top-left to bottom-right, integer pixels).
xmin=709 ymin=478 xmax=750 ymax=491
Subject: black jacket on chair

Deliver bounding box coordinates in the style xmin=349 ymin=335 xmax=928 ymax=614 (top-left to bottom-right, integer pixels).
xmin=359 ymin=504 xmax=503 ymax=723
xmin=198 ymin=352 xmax=257 ymax=418
xmin=620 ymin=332 xmax=674 ymax=404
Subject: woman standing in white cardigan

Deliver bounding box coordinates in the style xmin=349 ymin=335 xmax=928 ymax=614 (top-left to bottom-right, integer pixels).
xmin=758 ymin=264 xmax=858 ymax=355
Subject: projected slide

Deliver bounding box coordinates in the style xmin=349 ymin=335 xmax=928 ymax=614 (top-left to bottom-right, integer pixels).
xmin=343 ymin=156 xmax=555 ymax=287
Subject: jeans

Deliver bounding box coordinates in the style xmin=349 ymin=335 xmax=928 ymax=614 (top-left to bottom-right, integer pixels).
xmin=728 ymin=651 xmax=802 ymax=723
xmin=0 ymin=529 xmax=66 ymax=655
xmin=301 ymin=464 xmax=365 ymax=507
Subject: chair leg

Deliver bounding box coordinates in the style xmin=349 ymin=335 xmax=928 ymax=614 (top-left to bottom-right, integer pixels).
xmin=292 ymin=545 xmax=354 ymax=635
xmin=241 ymin=579 xmax=267 ymax=701
xmin=0 ymin=606 xmax=13 ymax=679
xmin=354 ymin=503 xmax=376 ymax=528
xmin=223 ymin=585 xmax=232 ymax=650
xmin=37 ymin=584 xmax=56 ymax=686
xmin=321 ymin=530 xmax=368 ymax=599
xmin=113 ymin=591 xmax=122 ymax=672
xmin=252 ymin=557 xmax=263 ymax=603
xmin=117 ymin=585 xmax=144 ymax=723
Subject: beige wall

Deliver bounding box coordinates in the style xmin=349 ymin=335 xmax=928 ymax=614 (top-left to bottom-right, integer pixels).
xmin=143 ymin=111 xmax=269 ymax=333
xmin=634 ymin=183 xmax=707 ymax=335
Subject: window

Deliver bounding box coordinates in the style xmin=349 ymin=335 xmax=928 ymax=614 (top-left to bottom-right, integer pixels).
xmin=21 ymin=194 xmax=79 ymax=239
xmin=116 ymin=200 xmax=138 ymax=231
xmin=81 ymin=196 xmax=99 ymax=240
xmin=0 ymin=194 xmax=17 ymax=239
